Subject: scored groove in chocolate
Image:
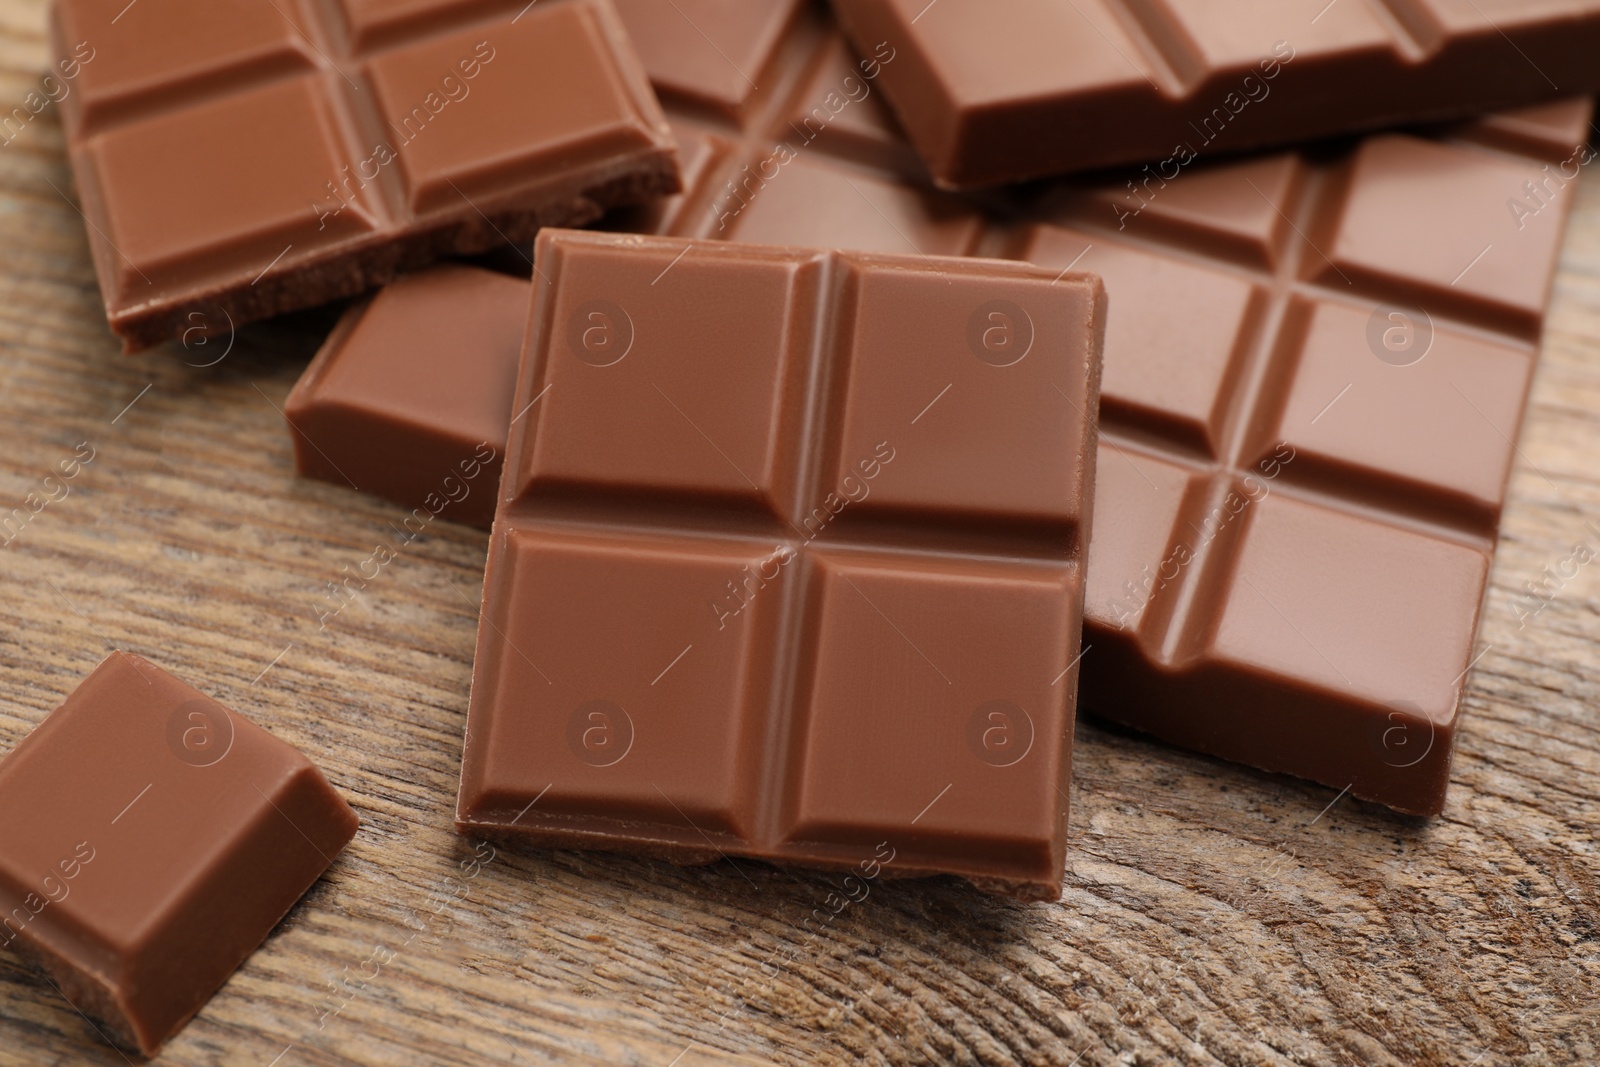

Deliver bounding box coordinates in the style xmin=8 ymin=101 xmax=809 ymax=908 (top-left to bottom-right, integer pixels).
xmin=458 ymin=229 xmax=1104 ymax=899
xmin=611 ymin=0 xmax=809 ymax=120
xmin=1018 ymin=149 xmax=1542 ymax=817
xmin=53 ymin=0 xmax=679 ymax=351
xmin=604 ymin=0 xmax=1590 ymax=814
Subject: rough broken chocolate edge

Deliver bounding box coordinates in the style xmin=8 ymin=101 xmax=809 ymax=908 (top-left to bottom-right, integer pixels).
xmin=8 ymin=937 xmax=138 ymax=1051
xmin=110 ymin=163 xmax=679 ymax=353
xmin=6 ymin=812 xmax=355 ymax=1056
xmin=1 ymin=710 xmax=361 ymax=1057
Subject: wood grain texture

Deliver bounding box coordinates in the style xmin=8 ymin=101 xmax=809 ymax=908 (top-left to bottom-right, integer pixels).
xmin=0 ymin=2 xmax=1598 ymax=1064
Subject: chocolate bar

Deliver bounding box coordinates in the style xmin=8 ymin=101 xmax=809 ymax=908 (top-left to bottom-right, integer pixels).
xmin=455 ymin=229 xmax=1106 ymax=899
xmin=603 ymin=4 xmax=1590 ymax=813
xmin=270 ymin=6 xmax=1581 ymax=817
xmin=829 ymin=0 xmax=1600 ymax=188
xmin=285 ymin=264 xmax=527 ymax=527
xmin=0 ymin=653 xmax=359 ymax=1054
xmin=52 ymin=0 xmax=679 ymax=351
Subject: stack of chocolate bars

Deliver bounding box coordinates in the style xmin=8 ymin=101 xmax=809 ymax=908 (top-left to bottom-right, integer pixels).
xmin=3 ymin=0 xmax=1596 ymax=1053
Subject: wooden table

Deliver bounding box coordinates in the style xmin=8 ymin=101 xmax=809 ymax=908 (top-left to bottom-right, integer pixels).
xmin=2 ymin=2 xmax=1598 ymax=1063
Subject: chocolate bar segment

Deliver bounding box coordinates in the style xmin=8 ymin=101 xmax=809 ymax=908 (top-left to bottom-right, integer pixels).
xmin=457 ymin=229 xmax=1104 ymax=899
xmin=1017 ymin=132 xmax=1564 ymax=816
xmin=285 ymin=264 xmax=526 ymax=527
xmin=0 ymin=652 xmax=358 ymax=1055
xmin=610 ymin=0 xmax=808 ymax=119
xmin=52 ymin=0 xmax=678 ymax=351
xmin=829 ymin=0 xmax=1600 ymax=187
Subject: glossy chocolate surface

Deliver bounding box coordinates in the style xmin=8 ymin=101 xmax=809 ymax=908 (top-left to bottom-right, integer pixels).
xmin=280 ymin=6 xmax=1582 ymax=820
xmin=1023 ymin=123 xmax=1580 ymax=815
xmin=53 ymin=0 xmax=678 ymax=350
xmin=0 ymin=653 xmax=358 ymax=1054
xmin=606 ymin=3 xmax=1590 ymax=814
xmin=456 ymin=229 xmax=1105 ymax=899
xmin=285 ymin=264 xmax=527 ymax=527
xmin=831 ymin=0 xmax=1600 ymax=187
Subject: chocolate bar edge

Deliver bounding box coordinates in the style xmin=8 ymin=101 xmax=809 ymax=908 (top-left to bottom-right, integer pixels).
xmin=830 ymin=0 xmax=1600 ymax=190
xmin=100 ymin=164 xmax=678 ymax=355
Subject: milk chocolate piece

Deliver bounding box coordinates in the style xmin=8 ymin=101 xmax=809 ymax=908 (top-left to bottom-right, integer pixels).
xmin=456 ymin=229 xmax=1105 ymax=900
xmin=285 ymin=264 xmax=527 ymax=527
xmin=52 ymin=0 xmax=679 ymax=351
xmin=0 ymin=653 xmax=359 ymax=1055
xmin=830 ymin=0 xmax=1600 ymax=188
xmin=611 ymin=0 xmax=807 ymax=120
xmin=602 ymin=7 xmax=1591 ymax=813
xmin=1018 ymin=129 xmax=1575 ymax=817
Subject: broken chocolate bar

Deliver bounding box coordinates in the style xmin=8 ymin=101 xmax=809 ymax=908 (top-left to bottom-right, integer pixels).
xmin=52 ymin=0 xmax=678 ymax=351
xmin=456 ymin=228 xmax=1106 ymax=899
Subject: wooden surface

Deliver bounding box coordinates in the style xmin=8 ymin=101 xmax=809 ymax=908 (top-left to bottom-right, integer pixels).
xmin=2 ymin=2 xmax=1600 ymax=1064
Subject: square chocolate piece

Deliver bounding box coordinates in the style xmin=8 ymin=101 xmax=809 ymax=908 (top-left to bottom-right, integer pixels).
xmin=456 ymin=230 xmax=1105 ymax=900
xmin=52 ymin=0 xmax=678 ymax=350
xmin=0 ymin=652 xmax=358 ymax=1054
xmin=284 ymin=264 xmax=528 ymax=527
